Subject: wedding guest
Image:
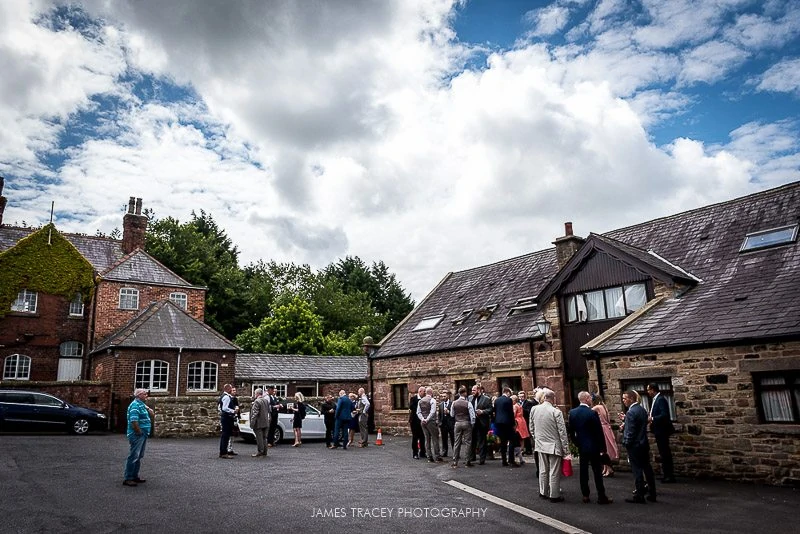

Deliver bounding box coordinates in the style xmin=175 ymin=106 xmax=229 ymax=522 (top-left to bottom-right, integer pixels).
xmin=592 ymin=393 xmax=619 ymax=476
xmin=529 ymin=389 xmax=569 ymax=503
xmin=569 ymin=391 xmax=613 ymax=504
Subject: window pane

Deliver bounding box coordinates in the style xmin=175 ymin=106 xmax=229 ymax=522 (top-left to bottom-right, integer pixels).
xmin=566 ymin=296 xmax=577 ymax=322
xmin=11 ymin=290 xmax=37 ymax=313
xmin=119 ymin=288 xmax=139 ymax=310
xmin=69 ymin=294 xmax=84 ymax=316
xmin=3 ymin=354 xmax=31 ymax=380
xmin=170 ymin=292 xmax=187 ymax=310
xmin=624 ymin=284 xmax=647 ymax=313
xmin=760 ymin=376 xmax=786 ymax=386
xmin=605 ymin=287 xmax=624 ymax=318
xmin=59 ymin=341 xmax=84 ymax=358
xmin=761 ymin=389 xmax=793 ymax=422
xmin=585 ymin=290 xmax=606 ymax=320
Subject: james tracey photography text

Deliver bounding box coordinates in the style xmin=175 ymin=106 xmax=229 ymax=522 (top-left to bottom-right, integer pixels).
xmin=311 ymin=507 xmax=488 ymax=519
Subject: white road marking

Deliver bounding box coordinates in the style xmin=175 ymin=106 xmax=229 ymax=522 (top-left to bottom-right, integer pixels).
xmin=444 ymin=479 xmax=591 ymax=534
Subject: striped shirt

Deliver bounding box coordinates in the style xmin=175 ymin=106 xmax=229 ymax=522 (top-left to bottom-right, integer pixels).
xmin=127 ymin=398 xmax=151 ymax=438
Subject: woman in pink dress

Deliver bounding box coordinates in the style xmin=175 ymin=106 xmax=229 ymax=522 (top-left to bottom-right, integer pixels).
xmin=512 ymin=395 xmax=531 ymax=465
xmin=592 ymin=393 xmax=619 ymax=476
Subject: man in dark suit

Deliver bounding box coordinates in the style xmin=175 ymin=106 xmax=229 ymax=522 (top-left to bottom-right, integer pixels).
xmin=468 ymin=385 xmax=493 ymax=465
xmin=409 ymin=386 xmax=426 ymax=459
xmin=622 ymin=390 xmax=657 ymax=504
xmin=647 ymin=383 xmax=676 ymax=483
xmin=265 ymin=385 xmax=283 ymax=447
xmin=320 ymin=394 xmax=336 ymax=449
xmin=494 ymin=387 xmax=519 ymax=467
xmin=438 ymin=391 xmax=455 ymax=458
xmin=569 ymin=391 xmax=613 ymax=504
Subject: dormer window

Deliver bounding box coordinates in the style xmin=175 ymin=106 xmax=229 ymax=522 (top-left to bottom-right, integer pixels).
xmin=565 ymin=283 xmax=647 ymax=323
xmin=476 ymin=304 xmax=498 ymax=321
xmin=452 ymin=309 xmax=474 ymax=325
xmin=413 ymin=314 xmax=445 ymax=331
xmin=508 ymin=297 xmax=538 ymax=316
xmin=740 ymin=224 xmax=798 ymax=252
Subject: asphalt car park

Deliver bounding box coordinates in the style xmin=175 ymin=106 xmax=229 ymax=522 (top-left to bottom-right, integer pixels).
xmin=1 ymin=433 xmax=798 ymax=534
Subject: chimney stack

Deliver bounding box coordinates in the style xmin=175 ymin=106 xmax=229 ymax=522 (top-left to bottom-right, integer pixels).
xmin=552 ymin=221 xmax=584 ymax=269
xmin=122 ymin=196 xmax=147 ymax=254
xmin=0 ymin=177 xmax=6 ymax=226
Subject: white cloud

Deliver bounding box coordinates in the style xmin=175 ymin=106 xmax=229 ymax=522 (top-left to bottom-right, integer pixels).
xmin=757 ymin=58 xmax=800 ymax=96
xmin=525 ymin=4 xmax=570 ymax=37
xmin=0 ymin=0 xmax=798 ymax=301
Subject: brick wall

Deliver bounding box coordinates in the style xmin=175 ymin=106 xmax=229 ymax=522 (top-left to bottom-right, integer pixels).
xmin=92 ymin=280 xmax=206 ymax=342
xmin=371 ymin=341 xmax=566 ymax=436
xmin=0 ymin=292 xmax=90 ymax=381
xmin=588 ymin=340 xmax=800 ymax=486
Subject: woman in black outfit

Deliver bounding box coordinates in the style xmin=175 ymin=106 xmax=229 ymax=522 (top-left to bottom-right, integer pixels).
xmin=291 ymin=392 xmax=306 ymax=447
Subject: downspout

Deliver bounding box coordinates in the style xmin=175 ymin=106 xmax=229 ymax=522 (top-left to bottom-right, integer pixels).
xmin=315 ymin=381 xmax=319 ymax=398
xmin=594 ymin=353 xmax=604 ymax=397
xmin=529 ymin=340 xmax=537 ymax=389
xmin=175 ymin=347 xmax=182 ymax=398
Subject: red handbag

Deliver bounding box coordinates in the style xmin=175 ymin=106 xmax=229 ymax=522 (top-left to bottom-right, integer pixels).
xmin=561 ymin=456 xmax=573 ymax=477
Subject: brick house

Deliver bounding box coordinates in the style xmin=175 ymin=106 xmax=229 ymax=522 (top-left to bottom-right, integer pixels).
xmin=0 ymin=180 xmax=237 ymax=427
xmin=372 ymin=181 xmax=800 ymax=485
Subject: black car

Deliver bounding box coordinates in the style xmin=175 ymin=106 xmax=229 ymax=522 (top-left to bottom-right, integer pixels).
xmin=0 ymin=390 xmax=107 ymax=435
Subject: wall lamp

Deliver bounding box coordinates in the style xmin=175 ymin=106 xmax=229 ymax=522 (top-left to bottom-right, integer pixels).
xmin=535 ymin=317 xmax=552 ymax=350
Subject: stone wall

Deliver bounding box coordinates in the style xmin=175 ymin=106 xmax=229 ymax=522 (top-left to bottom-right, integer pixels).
xmin=371 ymin=341 xmax=566 ymax=436
xmin=588 ymin=340 xmax=800 ymax=486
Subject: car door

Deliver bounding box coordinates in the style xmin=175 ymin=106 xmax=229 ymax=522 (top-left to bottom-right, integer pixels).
xmin=302 ymin=405 xmax=326 ymax=438
xmin=30 ymin=392 xmax=70 ymax=428
xmin=0 ymin=392 xmax=37 ymax=425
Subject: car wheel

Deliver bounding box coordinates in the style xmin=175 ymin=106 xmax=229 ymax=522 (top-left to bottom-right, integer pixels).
xmin=273 ymin=427 xmax=283 ymax=444
xmin=70 ymin=418 xmax=90 ymax=435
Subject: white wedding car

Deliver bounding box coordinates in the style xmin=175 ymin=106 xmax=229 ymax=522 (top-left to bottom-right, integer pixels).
xmin=238 ymin=402 xmax=327 ymax=443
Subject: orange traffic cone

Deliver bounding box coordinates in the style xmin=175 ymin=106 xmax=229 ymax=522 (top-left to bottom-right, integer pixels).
xmin=375 ymin=428 xmax=383 ymax=446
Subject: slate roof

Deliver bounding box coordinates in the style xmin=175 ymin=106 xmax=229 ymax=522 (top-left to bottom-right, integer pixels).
xmin=584 ymin=181 xmax=800 ymax=354
xmin=101 ymin=249 xmax=200 ymax=288
xmin=377 ymin=181 xmax=800 ymax=358
xmin=235 ymin=353 xmax=368 ymax=381
xmin=374 ymin=248 xmax=558 ymax=358
xmin=0 ymin=226 xmax=124 ymax=272
xmin=0 ymin=226 xmax=199 ymax=289
xmin=90 ymin=300 xmax=238 ymax=353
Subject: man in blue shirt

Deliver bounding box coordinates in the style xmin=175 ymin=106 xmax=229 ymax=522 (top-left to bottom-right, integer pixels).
xmin=123 ymin=388 xmax=153 ymax=487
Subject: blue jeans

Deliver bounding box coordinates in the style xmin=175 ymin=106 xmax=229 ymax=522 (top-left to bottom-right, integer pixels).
xmin=124 ymin=432 xmax=148 ymax=481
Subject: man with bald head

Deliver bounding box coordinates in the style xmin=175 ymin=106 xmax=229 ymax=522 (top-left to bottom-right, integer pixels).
xmin=333 ymin=390 xmax=351 ymax=449
xmin=568 ymin=391 xmax=613 ymax=504
xmin=123 ymin=388 xmax=153 ymax=486
xmin=417 ymin=386 xmax=443 ymax=462
xmin=409 ymin=386 xmax=427 ymax=459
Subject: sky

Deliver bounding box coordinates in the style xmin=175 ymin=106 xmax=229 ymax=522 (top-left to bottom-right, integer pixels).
xmin=1 ymin=0 xmax=799 ymax=302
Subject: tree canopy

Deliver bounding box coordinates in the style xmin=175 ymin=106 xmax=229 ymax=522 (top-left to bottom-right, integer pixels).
xmin=145 ymin=212 xmax=415 ymax=354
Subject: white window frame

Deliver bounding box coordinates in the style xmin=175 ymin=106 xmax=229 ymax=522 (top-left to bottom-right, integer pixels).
xmin=740 ymin=224 xmax=799 ymax=252
xmin=3 ymin=354 xmax=31 ymax=380
xmin=565 ymin=282 xmax=647 ymax=323
xmin=135 ymin=360 xmax=169 ymax=392
xmin=169 ymin=292 xmax=188 ymax=310
xmin=119 ymin=288 xmax=139 ymax=310
xmin=187 ymin=361 xmax=218 ymax=392
xmin=59 ymin=341 xmax=84 ymax=358
xmin=69 ymin=294 xmax=84 ymax=317
xmin=11 ymin=289 xmax=37 ymax=313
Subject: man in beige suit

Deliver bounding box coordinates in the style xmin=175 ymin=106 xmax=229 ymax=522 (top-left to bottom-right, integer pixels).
xmin=249 ymin=388 xmax=271 ymax=457
xmin=529 ymin=389 xmax=570 ymax=502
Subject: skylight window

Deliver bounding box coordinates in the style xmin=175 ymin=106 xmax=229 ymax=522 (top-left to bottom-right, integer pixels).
xmin=476 ymin=304 xmax=498 ymax=321
xmin=413 ymin=314 xmax=445 ymax=331
xmin=452 ymin=309 xmax=474 ymax=325
xmin=508 ymin=297 xmax=538 ymax=316
xmin=740 ymin=224 xmax=798 ymax=252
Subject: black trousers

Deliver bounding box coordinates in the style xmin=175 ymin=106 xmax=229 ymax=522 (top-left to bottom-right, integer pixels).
xmin=655 ymin=433 xmax=674 ymax=478
xmin=410 ymin=420 xmax=426 ymax=457
xmin=578 ymin=450 xmax=608 ymax=498
xmin=441 ymin=419 xmax=455 ymax=455
xmin=627 ymin=445 xmax=656 ymax=498
xmin=470 ymin=420 xmax=488 ymax=462
xmin=267 ymin=410 xmax=279 ymax=445
xmin=219 ymin=415 xmax=234 ymax=455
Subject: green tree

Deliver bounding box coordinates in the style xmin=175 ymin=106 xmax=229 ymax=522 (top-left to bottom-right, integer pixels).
xmin=234 ymin=297 xmax=325 ymax=355
xmin=145 ymin=211 xmax=249 ymax=338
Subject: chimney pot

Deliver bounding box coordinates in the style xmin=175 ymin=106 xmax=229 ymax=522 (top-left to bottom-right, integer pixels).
xmin=127 ymin=197 xmax=136 ymax=214
xmin=135 ymin=198 xmax=142 ymax=215
xmin=565 ymin=222 xmax=573 ymax=236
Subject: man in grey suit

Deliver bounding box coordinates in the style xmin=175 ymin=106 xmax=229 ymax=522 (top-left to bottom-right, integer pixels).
xmin=529 ymin=389 xmax=570 ymax=502
xmin=249 ymin=388 xmax=271 ymax=457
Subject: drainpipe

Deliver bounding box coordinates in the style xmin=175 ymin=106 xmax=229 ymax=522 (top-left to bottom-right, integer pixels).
xmin=175 ymin=347 xmax=182 ymax=398
xmin=528 ymin=340 xmax=537 ymax=389
xmin=594 ymin=353 xmax=604 ymax=397
xmin=315 ymin=381 xmax=319 ymax=397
